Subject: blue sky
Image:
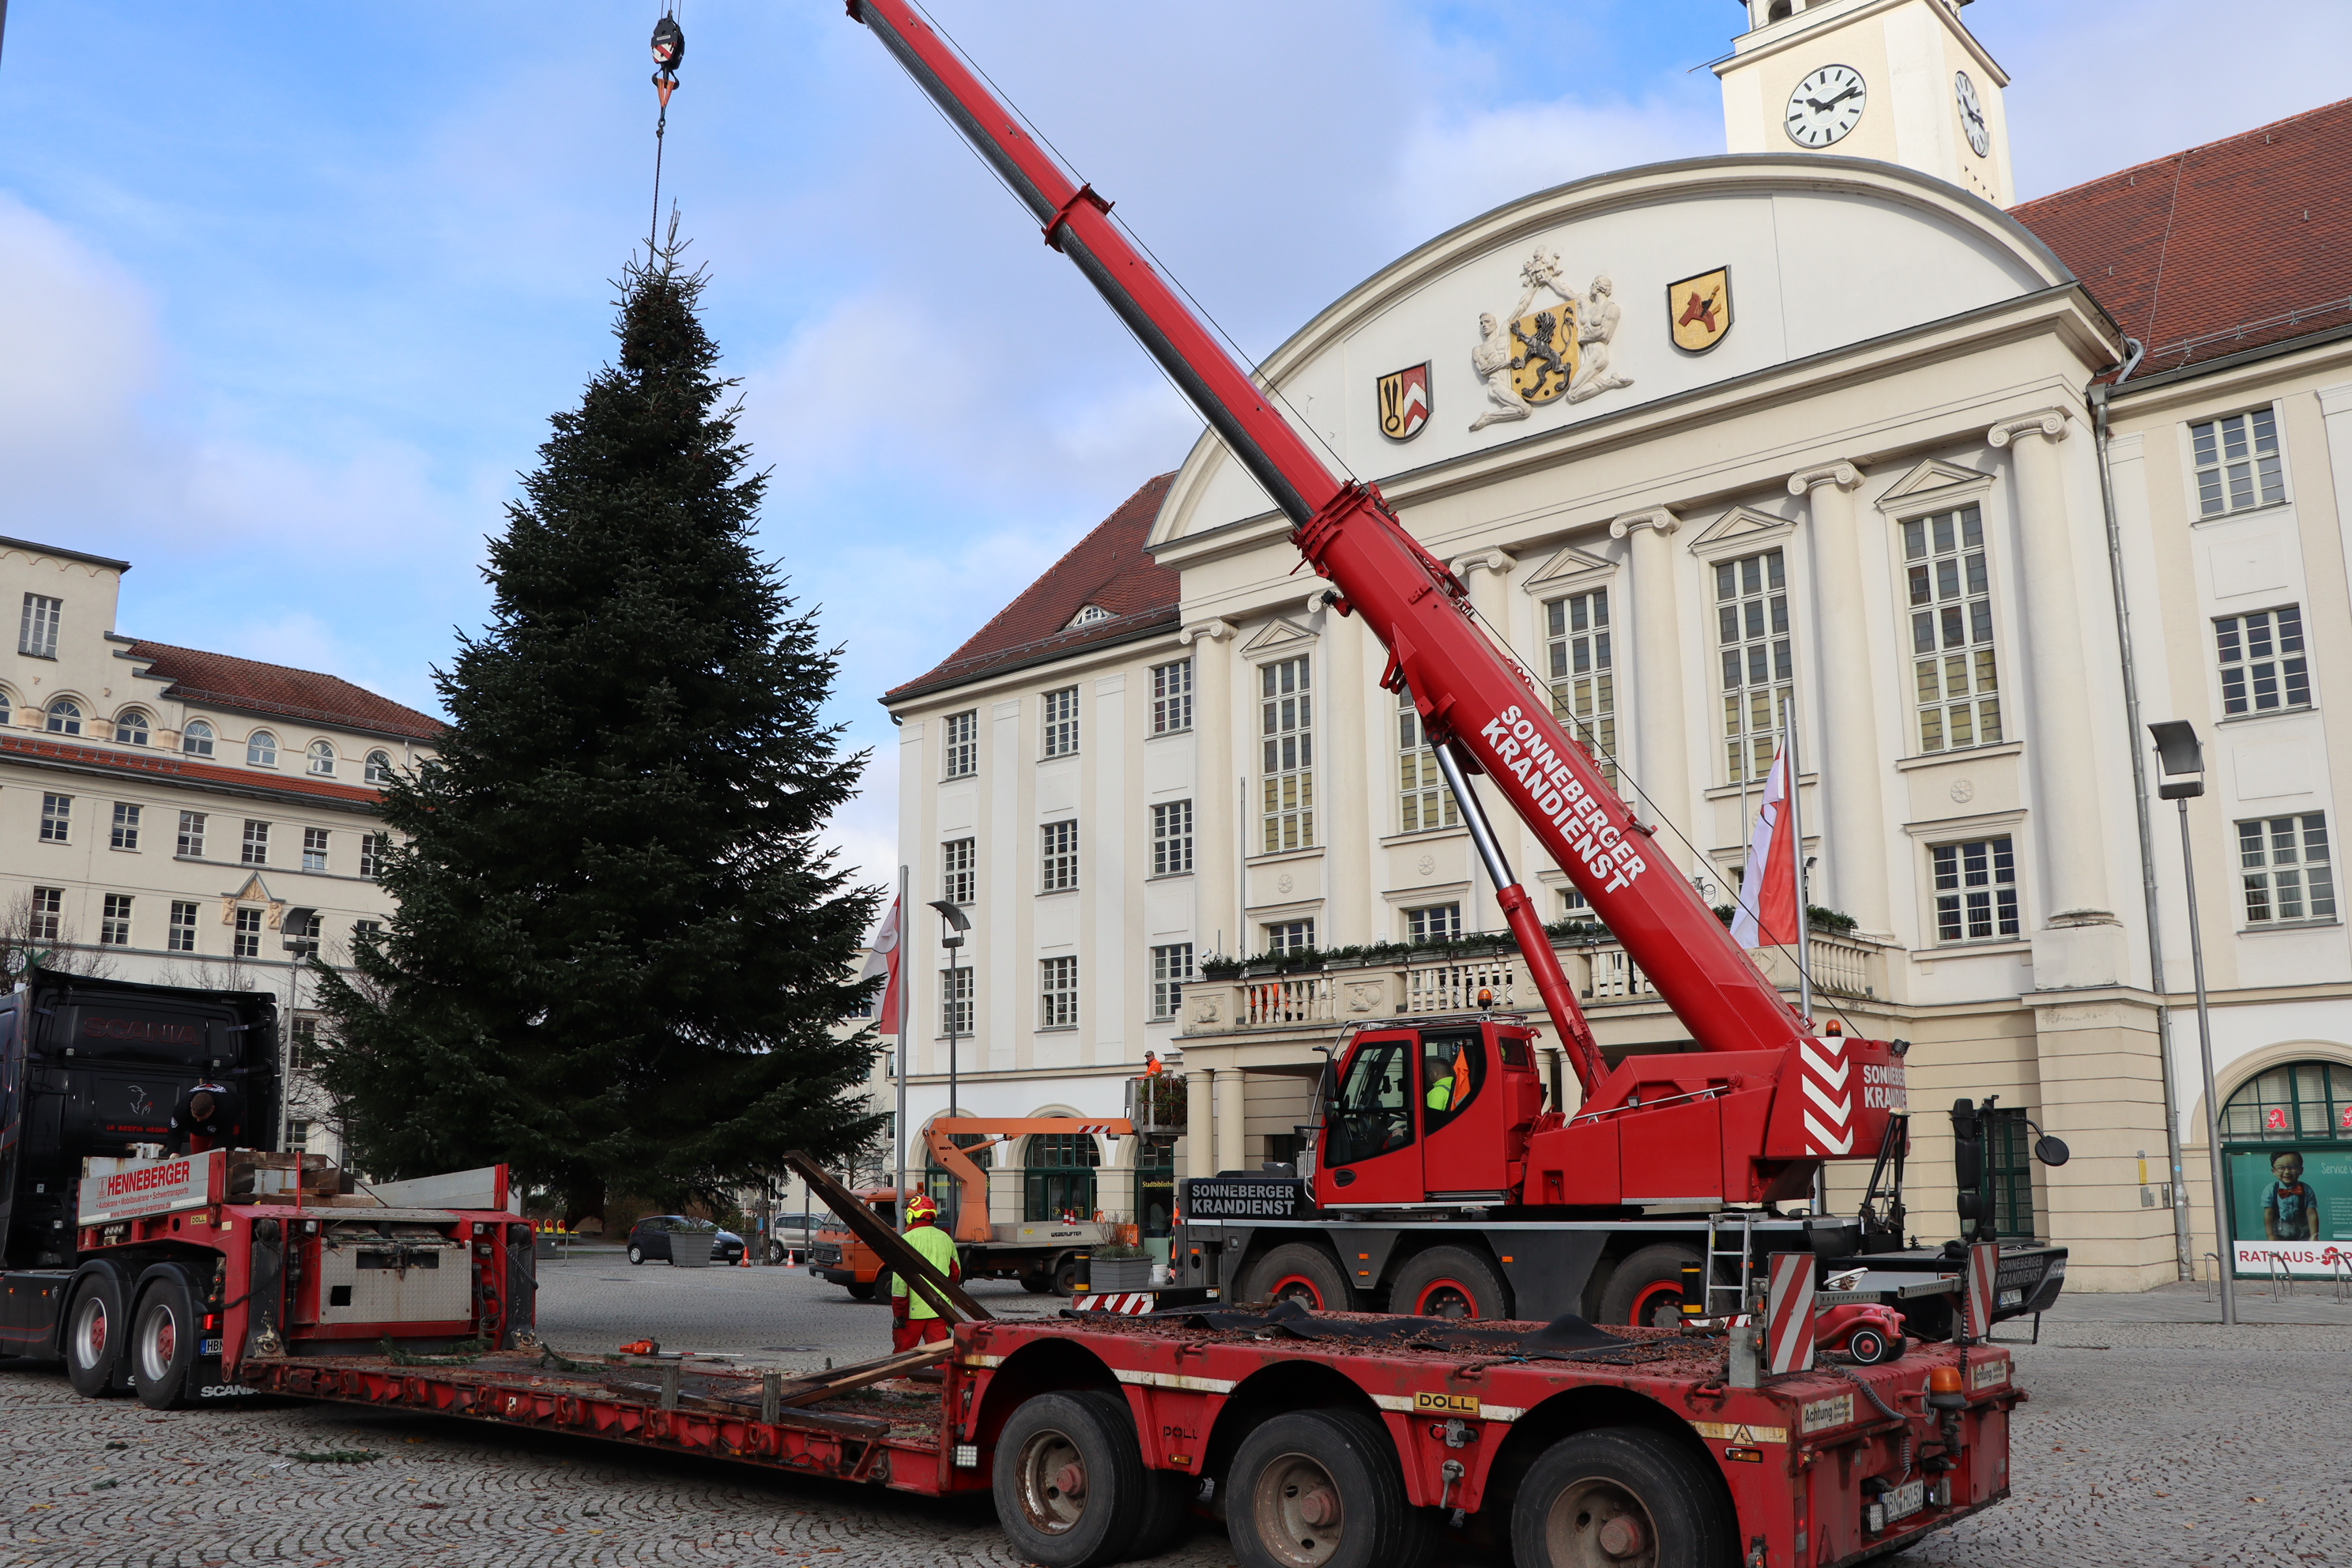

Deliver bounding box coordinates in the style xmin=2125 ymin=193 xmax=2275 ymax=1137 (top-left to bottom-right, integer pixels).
xmin=2 ymin=2 xmax=2345 ymax=888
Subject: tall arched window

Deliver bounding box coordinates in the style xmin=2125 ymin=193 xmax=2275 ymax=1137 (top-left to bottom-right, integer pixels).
xmin=182 ymin=719 xmax=215 ymax=757
xmin=46 ymin=698 xmax=82 ymax=736
xmin=114 ymin=709 xmax=151 ymax=747
xmin=1022 ymin=1132 xmax=1102 ymax=1223
xmin=2218 ymin=1058 xmax=2350 ymax=1268
xmin=307 ymin=740 xmax=337 ymax=777
xmin=0 ymin=688 xmax=13 ymax=726
xmin=364 ymin=749 xmax=394 ymax=786
xmin=2223 ymin=1061 xmax=2352 ymax=1144
xmin=247 ymin=730 xmax=278 ymax=767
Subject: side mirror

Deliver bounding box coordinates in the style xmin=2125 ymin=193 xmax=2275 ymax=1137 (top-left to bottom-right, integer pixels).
xmin=2034 ymin=1135 xmax=2071 ymax=1167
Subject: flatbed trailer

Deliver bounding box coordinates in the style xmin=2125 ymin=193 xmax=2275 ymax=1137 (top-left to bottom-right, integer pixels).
xmin=238 ymin=1305 xmax=2018 ymax=1568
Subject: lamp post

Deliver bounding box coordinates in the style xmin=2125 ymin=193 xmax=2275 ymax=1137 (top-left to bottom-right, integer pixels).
xmin=2149 ymin=720 xmax=2235 ymax=1325
xmin=928 ymin=899 xmax=971 ymax=1209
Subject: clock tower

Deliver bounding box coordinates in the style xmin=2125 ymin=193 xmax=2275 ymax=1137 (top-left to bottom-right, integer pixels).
xmin=1716 ymin=0 xmax=2015 ymax=208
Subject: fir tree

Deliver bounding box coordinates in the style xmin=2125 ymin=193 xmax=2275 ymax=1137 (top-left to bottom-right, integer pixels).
xmin=313 ymin=248 xmax=881 ymax=1213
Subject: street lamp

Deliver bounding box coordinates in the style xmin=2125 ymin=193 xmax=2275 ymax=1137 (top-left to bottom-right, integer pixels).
xmin=928 ymin=900 xmax=971 ymax=1185
xmin=2149 ymin=720 xmax=2235 ymax=1325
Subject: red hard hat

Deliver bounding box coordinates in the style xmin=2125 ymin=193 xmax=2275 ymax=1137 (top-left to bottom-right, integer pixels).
xmin=905 ymin=1193 xmax=939 ymax=1220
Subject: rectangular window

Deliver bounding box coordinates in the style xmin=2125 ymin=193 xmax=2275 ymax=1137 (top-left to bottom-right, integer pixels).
xmin=359 ymin=832 xmax=385 ymax=879
xmin=1260 ymin=655 xmax=1314 ymax=853
xmin=100 ymin=893 xmax=131 ymax=946
xmin=1039 ymin=956 xmax=1079 ymax=1028
xmin=1042 ymin=686 xmax=1080 ymax=757
xmin=303 ymin=827 xmax=330 ymax=873
xmin=942 ymin=710 xmax=978 ymax=778
xmin=1040 ymin=819 xmax=1079 ymax=892
xmin=2191 ymin=408 xmax=2285 ymax=516
xmin=1404 ymin=903 xmax=1462 ymax=944
xmin=241 ymin=820 xmax=270 ymax=865
xmin=289 ymin=1016 xmax=319 ymax=1071
xmin=168 ymin=901 xmax=199 ymax=953
xmin=942 ymin=838 xmax=977 ymax=905
xmin=18 ymin=593 xmax=60 ymax=658
xmin=1544 ymin=589 xmax=1616 ymax=789
xmin=1263 ymin=918 xmax=1316 ymax=957
xmin=1932 ymin=836 xmax=2020 ymax=942
xmin=1149 ymin=943 xmax=1193 ymax=1020
xmin=1717 ymin=549 xmax=1791 ymax=783
xmin=1396 ymin=687 xmax=1461 ymax=833
xmin=2240 ymin=813 xmax=2335 ymax=925
xmin=286 ymin=1118 xmax=311 ymax=1155
xmin=1985 ymin=1106 xmax=2037 ymax=1240
xmin=178 ymin=810 xmax=206 ymax=858
xmin=940 ymin=966 xmax=974 ymax=1035
xmin=233 ymin=906 xmax=262 ymax=959
xmin=1150 ymin=659 xmax=1194 ymax=734
xmin=28 ymin=888 xmax=62 ymax=942
xmin=110 ymin=802 xmax=141 ymax=851
xmin=2215 ymin=606 xmax=2309 ymax=715
xmin=39 ymin=793 xmax=70 ymax=843
xmin=354 ymin=918 xmax=383 ymax=942
xmin=1904 ymin=505 xmax=2003 ymax=753
xmin=1151 ymin=800 xmax=1193 ymax=876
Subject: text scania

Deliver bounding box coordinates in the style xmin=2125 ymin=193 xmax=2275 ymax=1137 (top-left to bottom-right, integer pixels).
xmin=1479 ymin=705 xmax=1648 ymax=892
xmin=1861 ymin=1062 xmax=1909 ymax=1110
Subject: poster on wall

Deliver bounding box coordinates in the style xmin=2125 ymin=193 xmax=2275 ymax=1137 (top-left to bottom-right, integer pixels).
xmin=2230 ymin=1146 xmax=2352 ymax=1277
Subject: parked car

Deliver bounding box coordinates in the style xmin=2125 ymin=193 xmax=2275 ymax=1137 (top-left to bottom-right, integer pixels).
xmin=625 ymin=1216 xmax=746 ymax=1265
xmin=764 ymin=1212 xmax=821 ymax=1265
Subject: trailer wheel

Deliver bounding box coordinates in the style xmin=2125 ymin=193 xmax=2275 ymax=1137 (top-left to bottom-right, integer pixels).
xmin=1229 ymin=1408 xmax=1437 ymax=1568
xmin=993 ymin=1389 xmax=1152 ymax=1568
xmin=1510 ymin=1427 xmax=1733 ymax=1568
xmin=1389 ymin=1246 xmax=1509 ymax=1320
xmin=1246 ymin=1244 xmax=1348 ymax=1312
xmin=130 ymin=1271 xmax=202 ymax=1412
xmin=64 ymin=1272 xmax=128 ymax=1399
xmin=1595 ymin=1245 xmax=1702 ymax=1329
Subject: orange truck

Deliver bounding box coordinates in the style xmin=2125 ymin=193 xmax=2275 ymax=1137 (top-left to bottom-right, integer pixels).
xmin=805 ymin=1118 xmax=1136 ymax=1299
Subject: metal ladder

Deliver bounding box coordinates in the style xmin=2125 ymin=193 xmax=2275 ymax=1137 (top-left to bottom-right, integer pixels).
xmin=1703 ymin=1212 xmax=1758 ymax=1320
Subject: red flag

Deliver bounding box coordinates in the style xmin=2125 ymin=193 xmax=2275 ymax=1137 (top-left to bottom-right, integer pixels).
xmin=1730 ymin=743 xmax=1800 ymax=949
xmin=860 ymin=895 xmax=903 ymax=1033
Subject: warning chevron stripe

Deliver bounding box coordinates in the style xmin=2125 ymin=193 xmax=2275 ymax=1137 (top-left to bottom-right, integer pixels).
xmin=1803 ymin=1110 xmax=1856 ymax=1154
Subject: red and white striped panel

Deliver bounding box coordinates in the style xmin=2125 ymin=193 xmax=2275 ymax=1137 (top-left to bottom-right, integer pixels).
xmin=1069 ymin=1292 xmax=1155 ymax=1314
xmin=1963 ymin=1241 xmax=1999 ymax=1342
xmin=1797 ymin=1035 xmax=1855 ymax=1155
xmin=1763 ymin=1252 xmax=1817 ymax=1374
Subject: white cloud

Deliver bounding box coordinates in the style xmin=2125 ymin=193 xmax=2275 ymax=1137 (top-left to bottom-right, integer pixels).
xmin=1386 ymin=95 xmax=1721 ymax=242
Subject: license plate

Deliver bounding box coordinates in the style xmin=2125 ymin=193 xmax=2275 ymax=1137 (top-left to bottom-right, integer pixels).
xmin=198 ymin=1337 xmax=223 ymax=1357
xmin=1883 ymin=1479 xmax=1925 ymax=1525
xmin=1998 ymin=1287 xmax=2022 ymax=1307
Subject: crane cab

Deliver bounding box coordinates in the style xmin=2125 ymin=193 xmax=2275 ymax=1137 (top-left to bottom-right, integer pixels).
xmin=1312 ymin=1016 xmax=1547 ymax=1209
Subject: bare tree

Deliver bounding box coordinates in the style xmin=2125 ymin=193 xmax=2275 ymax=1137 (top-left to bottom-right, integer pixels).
xmin=0 ymin=890 xmax=119 ymax=980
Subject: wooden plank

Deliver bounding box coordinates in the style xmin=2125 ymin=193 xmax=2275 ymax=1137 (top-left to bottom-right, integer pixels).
xmin=781 ymin=1151 xmax=993 ymax=1323
xmin=775 ymin=1344 xmax=948 ymax=1408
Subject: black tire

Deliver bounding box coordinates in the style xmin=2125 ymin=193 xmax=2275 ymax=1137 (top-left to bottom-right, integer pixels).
xmin=1510 ymin=1427 xmax=1735 ymax=1568
xmin=992 ymin=1389 xmax=1153 ymax=1568
xmin=130 ymin=1270 xmax=203 ymax=1412
xmin=627 ymin=1245 xmax=646 ymax=1266
xmin=1022 ymin=1272 xmax=1058 ymax=1295
xmin=767 ymin=1240 xmax=787 ymax=1266
xmin=874 ymin=1268 xmax=894 ymax=1305
xmin=1389 ymin=1246 xmax=1510 ymax=1321
xmin=1845 ymin=1326 xmax=1902 ymax=1366
xmin=1596 ymin=1244 xmax=1702 ymax=1329
xmin=1228 ymin=1408 xmax=1438 ymax=1568
xmin=1052 ymin=1254 xmax=1084 ymax=1297
xmin=64 ymin=1270 xmax=128 ymax=1399
xmin=846 ymin=1280 xmax=877 ymax=1302
xmin=1246 ymin=1243 xmax=1349 ymax=1312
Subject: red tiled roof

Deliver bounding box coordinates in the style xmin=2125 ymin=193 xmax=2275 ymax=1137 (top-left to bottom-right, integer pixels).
xmin=0 ymin=733 xmax=386 ymax=806
xmin=126 ymin=640 xmax=443 ymax=741
xmin=886 ymin=473 xmax=1182 ymax=701
xmin=2012 ymin=96 xmax=2352 ymax=379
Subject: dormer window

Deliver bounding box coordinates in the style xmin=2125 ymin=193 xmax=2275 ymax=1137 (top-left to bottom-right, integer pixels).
xmin=247 ymin=729 xmax=279 ymax=767
xmin=1065 ymin=605 xmax=1114 ymax=630
xmin=114 ymin=709 xmax=151 ymax=747
xmin=45 ymin=698 xmax=81 ymax=736
xmin=183 ymin=719 xmax=216 ymax=758
xmin=307 ymin=740 xmax=337 ymax=777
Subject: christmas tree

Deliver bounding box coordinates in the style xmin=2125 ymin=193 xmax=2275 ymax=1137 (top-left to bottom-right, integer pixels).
xmin=314 ymin=245 xmax=883 ymax=1216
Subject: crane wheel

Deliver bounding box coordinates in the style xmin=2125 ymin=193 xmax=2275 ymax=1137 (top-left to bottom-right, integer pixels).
xmin=1510 ymin=1427 xmax=1733 ymax=1568
xmin=1596 ymin=1244 xmax=1704 ymax=1329
xmin=993 ymin=1389 xmax=1155 ymax=1568
xmin=1229 ymin=1407 xmax=1438 ymax=1568
xmin=1246 ymin=1243 xmax=1348 ymax=1312
xmin=1389 ymin=1246 xmax=1510 ymax=1320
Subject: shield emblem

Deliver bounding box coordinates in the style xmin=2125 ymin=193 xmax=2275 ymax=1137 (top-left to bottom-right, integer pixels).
xmin=1668 ymin=267 xmax=1732 ymax=352
xmin=1510 ymin=307 xmax=1577 ymax=405
xmin=1377 ymin=362 xmax=1432 ymax=441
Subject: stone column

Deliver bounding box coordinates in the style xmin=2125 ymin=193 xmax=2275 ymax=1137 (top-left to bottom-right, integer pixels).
xmin=1988 ymin=409 xmax=2120 ymax=986
xmin=1606 ymin=509 xmax=1689 ymax=867
xmin=1185 ymin=1067 xmax=1216 ymax=1181
xmin=1180 ymin=619 xmax=1238 ymax=958
xmin=1317 ymin=591 xmax=1370 ymax=948
xmin=1785 ymin=463 xmax=1893 ymax=936
xmin=1216 ymin=1065 xmax=1248 ymax=1177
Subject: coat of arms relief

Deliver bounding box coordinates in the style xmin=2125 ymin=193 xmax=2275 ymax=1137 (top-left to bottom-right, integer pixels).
xmin=1469 ymin=247 xmax=1633 ymax=432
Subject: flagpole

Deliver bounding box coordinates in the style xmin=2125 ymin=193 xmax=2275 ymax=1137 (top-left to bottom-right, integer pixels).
xmin=893 ymin=864 xmax=910 ymax=1229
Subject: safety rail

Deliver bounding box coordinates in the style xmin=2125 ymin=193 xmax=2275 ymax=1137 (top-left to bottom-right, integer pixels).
xmin=1404 ymin=954 xmax=1520 ymax=1014
xmin=1242 ymin=972 xmax=1334 ymax=1027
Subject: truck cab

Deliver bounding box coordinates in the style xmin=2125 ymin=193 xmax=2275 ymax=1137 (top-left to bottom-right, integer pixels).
xmin=1318 ymin=1016 xmax=1547 ymax=1208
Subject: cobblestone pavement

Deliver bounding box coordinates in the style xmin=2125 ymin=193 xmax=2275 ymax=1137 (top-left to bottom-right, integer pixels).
xmin=5 ymin=1265 xmax=2344 ymax=1568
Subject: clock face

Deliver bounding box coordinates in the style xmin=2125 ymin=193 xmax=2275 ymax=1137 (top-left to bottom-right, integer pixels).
xmin=1785 ymin=65 xmax=1866 ymax=149
xmin=1954 ymin=70 xmax=1992 ymax=157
